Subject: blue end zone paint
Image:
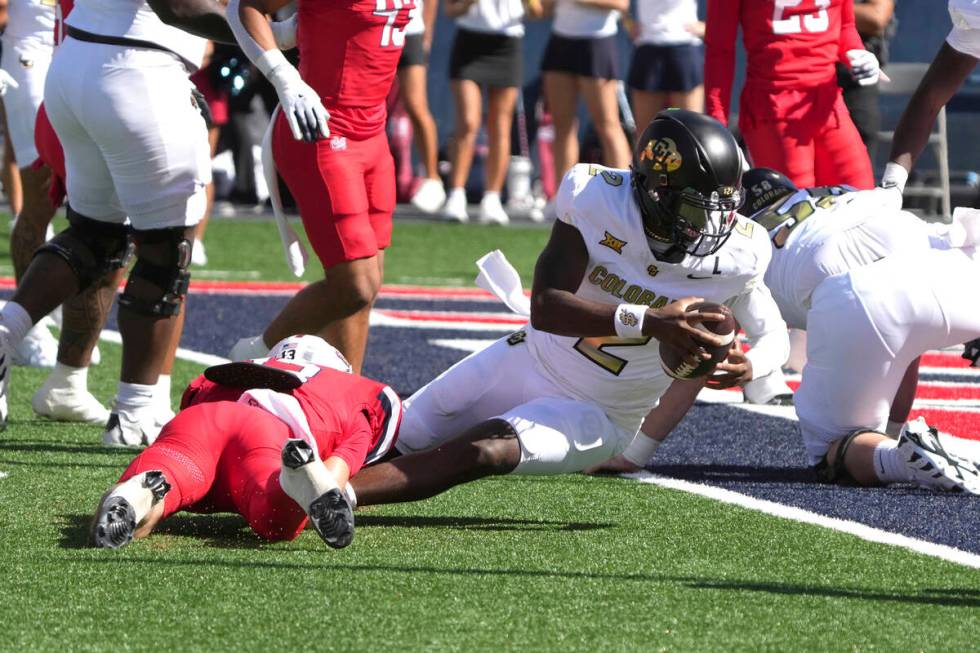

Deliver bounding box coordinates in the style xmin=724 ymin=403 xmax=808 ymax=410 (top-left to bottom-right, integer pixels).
xmin=85 ymin=290 xmax=980 ymax=555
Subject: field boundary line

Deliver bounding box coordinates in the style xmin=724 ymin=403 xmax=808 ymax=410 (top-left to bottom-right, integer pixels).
xmin=632 ymin=472 xmax=980 ymax=569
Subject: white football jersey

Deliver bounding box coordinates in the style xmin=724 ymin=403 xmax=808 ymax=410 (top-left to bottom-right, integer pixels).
xmin=524 ymin=164 xmax=773 ymax=433
xmin=3 ymin=0 xmax=56 ymax=49
xmin=67 ymin=0 xmax=207 ymax=69
xmin=760 ymin=187 xmax=936 ymax=329
xmin=404 ymin=0 xmax=425 ymax=36
xmin=947 ymin=0 xmax=980 ymax=58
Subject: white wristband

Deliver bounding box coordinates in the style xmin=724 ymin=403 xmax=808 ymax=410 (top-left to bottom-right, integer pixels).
xmin=613 ymin=304 xmax=647 ymax=338
xmin=881 ymin=162 xmax=909 ymax=194
xmin=622 ymin=434 xmax=661 ymax=467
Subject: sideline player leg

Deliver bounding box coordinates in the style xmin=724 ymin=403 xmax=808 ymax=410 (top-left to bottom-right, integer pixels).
xmin=399 ymin=62 xmax=444 ymax=213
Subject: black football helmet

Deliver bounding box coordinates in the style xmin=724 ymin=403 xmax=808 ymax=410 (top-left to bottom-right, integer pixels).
xmin=632 ymin=109 xmax=744 ymax=260
xmin=741 ymin=167 xmax=799 ymax=220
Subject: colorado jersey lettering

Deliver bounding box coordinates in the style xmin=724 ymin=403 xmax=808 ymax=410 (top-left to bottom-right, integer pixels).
xmin=524 ymin=164 xmax=774 ymax=433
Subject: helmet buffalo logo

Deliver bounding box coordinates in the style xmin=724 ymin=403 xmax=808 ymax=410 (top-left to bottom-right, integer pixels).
xmin=640 ymin=138 xmax=682 ymax=173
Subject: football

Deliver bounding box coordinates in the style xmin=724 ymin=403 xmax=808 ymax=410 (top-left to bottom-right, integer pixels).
xmin=658 ymin=301 xmax=737 ymax=379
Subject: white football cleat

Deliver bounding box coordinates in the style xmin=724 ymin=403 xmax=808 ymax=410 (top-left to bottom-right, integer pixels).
xmin=12 ymin=323 xmax=58 ymax=368
xmin=102 ymin=407 xmax=162 ymax=448
xmin=32 ymin=375 xmax=110 ymax=425
xmin=410 ymin=178 xmax=447 ymax=214
xmin=898 ymin=418 xmax=980 ymax=494
xmin=228 ymin=334 xmax=270 ymax=361
xmin=91 ymin=470 xmax=171 ymax=549
xmin=441 ymin=189 xmax=469 ymax=223
xmin=0 ymin=329 xmax=9 ymax=429
xmin=478 ymin=193 xmax=510 ymax=226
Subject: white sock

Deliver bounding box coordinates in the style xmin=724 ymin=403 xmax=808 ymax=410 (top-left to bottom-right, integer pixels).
xmin=344 ymin=483 xmax=357 ymax=509
xmin=483 ymin=190 xmax=501 ymax=201
xmin=280 ymin=457 xmax=339 ymax=509
xmin=448 ymin=187 xmax=466 ymax=201
xmin=0 ymin=301 xmax=34 ymax=348
xmin=115 ymin=381 xmax=156 ymax=415
xmin=872 ymin=439 xmax=911 ymax=484
xmin=109 ymin=472 xmax=160 ymax=523
xmin=156 ymin=374 xmax=172 ymax=408
xmin=49 ymin=362 xmax=88 ymax=391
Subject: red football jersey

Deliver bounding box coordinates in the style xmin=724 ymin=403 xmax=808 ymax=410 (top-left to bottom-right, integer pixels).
xmin=704 ymin=0 xmax=864 ymax=125
xmin=296 ymin=0 xmax=413 ymax=139
xmin=181 ymin=361 xmax=401 ymax=475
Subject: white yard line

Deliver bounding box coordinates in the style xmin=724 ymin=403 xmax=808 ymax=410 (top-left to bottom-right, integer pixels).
xmin=94 ymin=332 xmax=978 ymax=569
xmin=632 ymin=472 xmax=980 ymax=569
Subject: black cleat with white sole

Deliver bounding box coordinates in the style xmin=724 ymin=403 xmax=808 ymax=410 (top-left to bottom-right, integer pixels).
xmin=91 ymin=497 xmax=137 ymax=549
xmin=308 ymin=488 xmax=355 ymax=549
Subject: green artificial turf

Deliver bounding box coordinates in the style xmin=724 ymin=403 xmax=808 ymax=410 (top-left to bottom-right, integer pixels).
xmin=0 ymin=213 xmax=978 ymax=651
xmin=1 ymin=348 xmax=978 ymax=652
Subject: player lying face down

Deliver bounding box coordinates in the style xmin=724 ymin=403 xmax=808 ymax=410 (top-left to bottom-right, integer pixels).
xmin=742 ymin=168 xmax=980 ymax=493
xmin=342 ymin=111 xmax=790 ymax=505
xmin=90 ymin=335 xmax=401 ymax=550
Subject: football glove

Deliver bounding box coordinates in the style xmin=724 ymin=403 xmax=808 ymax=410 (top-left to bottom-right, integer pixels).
xmin=846 ymin=49 xmax=881 ymax=87
xmin=258 ymin=50 xmax=329 ymax=143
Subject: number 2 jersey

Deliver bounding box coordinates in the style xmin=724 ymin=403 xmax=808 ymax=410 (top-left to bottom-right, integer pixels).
xmin=523 ymin=164 xmax=785 ymax=433
xmin=297 ymin=0 xmax=413 ymax=139
xmin=180 ymin=360 xmax=401 ymax=475
xmin=757 ymin=187 xmax=945 ymax=330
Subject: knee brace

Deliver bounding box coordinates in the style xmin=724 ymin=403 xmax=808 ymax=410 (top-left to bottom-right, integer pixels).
xmin=35 ymin=205 xmax=131 ymax=290
xmin=118 ymin=227 xmax=192 ymax=317
xmin=814 ymin=429 xmax=869 ymax=486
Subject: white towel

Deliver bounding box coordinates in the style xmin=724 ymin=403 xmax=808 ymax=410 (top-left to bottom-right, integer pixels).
xmin=261 ymin=106 xmax=309 ymax=278
xmin=239 ymin=388 xmax=320 ymax=458
xmin=475 ymin=250 xmax=531 ymax=317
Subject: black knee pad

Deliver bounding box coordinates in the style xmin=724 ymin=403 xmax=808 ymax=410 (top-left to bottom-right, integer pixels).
xmin=814 ymin=429 xmax=872 ymax=485
xmin=34 ymin=205 xmax=131 ymax=290
xmin=118 ymin=226 xmax=192 ymax=317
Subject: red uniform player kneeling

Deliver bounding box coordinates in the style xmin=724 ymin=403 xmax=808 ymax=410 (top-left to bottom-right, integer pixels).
xmin=90 ymin=335 xmax=401 ymax=550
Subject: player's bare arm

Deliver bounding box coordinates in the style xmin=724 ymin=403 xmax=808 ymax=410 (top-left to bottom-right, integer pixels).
xmin=146 ymin=0 xmax=236 ymax=43
xmin=585 ymin=376 xmax=707 ymax=474
xmin=884 ymin=43 xmax=978 ymax=188
xmin=530 ymin=220 xmax=730 ymax=355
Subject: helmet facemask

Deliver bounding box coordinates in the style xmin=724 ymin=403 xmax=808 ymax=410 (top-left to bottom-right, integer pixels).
xmin=640 ymin=184 xmax=742 ymax=258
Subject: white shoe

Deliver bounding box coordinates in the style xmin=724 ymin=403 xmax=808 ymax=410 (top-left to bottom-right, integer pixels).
xmin=91 ymin=471 xmax=171 ymax=549
xmin=90 ymin=344 xmax=101 ymax=366
xmin=0 ymin=330 xmax=10 ymax=429
xmin=410 ymin=178 xmax=447 ymax=214
xmin=542 ymin=199 xmax=558 ymax=222
xmin=191 ymin=240 xmax=208 ymax=267
xmin=898 ymin=418 xmax=980 ymax=494
xmin=478 ymin=193 xmax=510 ymax=225
xmin=102 ymin=407 xmax=162 ymax=448
xmin=32 ymin=375 xmax=110 ymax=425
xmin=154 ymin=401 xmax=175 ymax=428
xmin=441 ymin=190 xmax=469 ymax=223
xmin=280 ymin=439 xmax=354 ymax=549
xmin=13 ymin=323 xmax=58 ymax=369
xmin=228 ymin=334 xmax=270 ymax=361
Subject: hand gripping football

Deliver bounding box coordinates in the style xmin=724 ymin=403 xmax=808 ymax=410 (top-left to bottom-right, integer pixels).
xmin=659 ymin=301 xmax=737 ymax=379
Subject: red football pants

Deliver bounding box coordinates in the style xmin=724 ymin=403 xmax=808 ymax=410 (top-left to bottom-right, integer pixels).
xmin=739 ymin=83 xmax=873 ymax=189
xmin=118 ymin=401 xmax=309 ymax=541
xmin=272 ymin=116 xmax=396 ymax=269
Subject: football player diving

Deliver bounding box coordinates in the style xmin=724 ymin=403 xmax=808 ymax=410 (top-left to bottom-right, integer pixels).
xmin=742 ymin=167 xmax=980 ymax=493
xmin=342 ymin=110 xmax=790 ymax=504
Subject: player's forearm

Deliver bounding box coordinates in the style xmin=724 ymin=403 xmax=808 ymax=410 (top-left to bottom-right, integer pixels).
xmin=147 ymin=0 xmax=236 ymax=44
xmin=529 ymin=289 xmax=620 ymax=337
xmin=640 ymin=378 xmax=705 ymax=443
xmin=230 ymin=0 xmax=279 ymax=58
xmin=888 ymin=44 xmax=975 ymax=172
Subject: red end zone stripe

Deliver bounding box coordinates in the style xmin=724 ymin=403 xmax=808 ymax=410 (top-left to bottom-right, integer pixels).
xmin=780 ymin=380 xmax=980 ymax=401
xmin=377 ymin=309 xmax=526 ymax=325
xmin=909 ymin=409 xmax=980 ymax=442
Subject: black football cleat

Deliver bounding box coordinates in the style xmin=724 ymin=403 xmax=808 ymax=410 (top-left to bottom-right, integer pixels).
xmin=308 ymin=488 xmax=355 ymax=550
xmin=962 ymin=338 xmax=980 ymax=368
xmin=91 ymin=496 xmax=137 ymax=549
